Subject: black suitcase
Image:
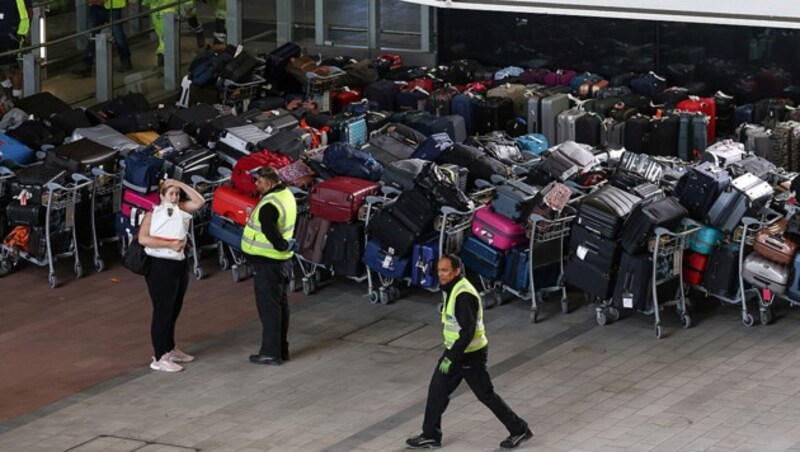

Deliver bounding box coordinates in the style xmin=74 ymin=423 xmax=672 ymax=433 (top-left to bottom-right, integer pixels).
xmin=576 ymin=185 xmax=642 ymax=239
xmin=95 ymin=92 xmax=151 ymax=119
xmin=575 ymin=114 xmax=601 ymax=147
xmin=49 ymin=108 xmax=93 ymax=135
xmin=250 ymin=108 xmax=299 ymax=134
xmin=11 ymin=165 xmax=67 ymax=202
xmin=367 ymin=189 xmax=437 ymax=256
xmin=166 ymin=146 xmax=217 ymax=182
xmin=168 ymin=104 xmax=220 ymax=135
xmin=263 ymin=42 xmax=302 ymax=89
xmin=436 ymin=142 xmax=482 ymax=168
xmin=13 ymin=92 xmax=71 ymax=119
xmin=675 ymin=162 xmax=730 ymax=221
xmin=198 ymin=115 xmax=249 ymax=146
xmin=105 ymin=110 xmax=162 ymax=134
xmin=620 ymin=196 xmax=687 ymax=255
xmin=220 ymin=50 xmax=259 ymax=83
xmin=259 ymin=129 xmax=308 ymax=161
xmin=364 ymin=80 xmax=398 ymax=112
xmin=474 ymin=97 xmax=514 ymax=135
xmin=648 ymin=115 xmax=679 ymax=157
xmin=611 ymin=251 xmax=679 ymax=311
xmin=631 ymin=182 xmax=664 ymax=201
xmin=624 ymin=116 xmax=650 ymax=154
xmin=381 ymin=158 xmax=427 ymax=191
xmin=28 ymin=226 xmax=72 ymax=259
xmin=569 ymin=224 xmax=621 ymax=269
xmin=45 ymin=139 xmax=119 ymax=176
xmin=323 ymin=222 xmax=365 ymax=277
xmin=565 ymin=255 xmax=617 ymax=300
xmin=6 ymin=119 xmax=65 ymax=151
xmin=702 ymin=243 xmax=742 ymax=298
xmin=6 ymin=200 xmax=46 ymax=227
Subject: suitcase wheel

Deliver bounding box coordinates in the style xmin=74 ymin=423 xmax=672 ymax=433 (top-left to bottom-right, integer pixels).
xmin=302 ymin=277 xmax=316 ymax=295
xmin=194 ymin=265 xmax=205 ymax=281
xmin=759 ymin=308 xmax=772 ymax=326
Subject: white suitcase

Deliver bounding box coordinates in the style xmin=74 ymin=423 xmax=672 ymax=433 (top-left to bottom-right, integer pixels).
xmin=218 ymin=124 xmax=271 ymax=155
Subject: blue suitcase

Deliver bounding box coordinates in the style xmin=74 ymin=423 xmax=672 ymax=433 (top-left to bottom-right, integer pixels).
xmin=514 ymin=133 xmax=549 ymax=155
xmin=451 ymin=93 xmax=476 ymax=136
xmin=209 ymin=214 xmax=244 ymax=251
xmin=115 ymin=212 xmax=140 ymax=240
xmin=363 ymin=239 xmax=410 ymax=279
xmin=504 ymin=246 xmax=561 ymax=292
xmin=676 ymin=162 xmax=730 ymax=221
xmin=0 ymin=133 xmax=35 ymax=166
xmin=411 ymin=240 xmax=438 ymax=289
xmin=461 ymin=235 xmax=504 ymax=280
xmin=734 ymin=104 xmax=754 ymax=128
xmin=688 ymin=225 xmax=723 ymax=255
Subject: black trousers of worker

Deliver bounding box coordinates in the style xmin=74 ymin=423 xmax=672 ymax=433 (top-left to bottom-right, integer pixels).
xmin=422 ymin=348 xmax=527 ymax=442
xmin=145 ymin=257 xmax=189 ymax=359
xmin=251 ymin=259 xmax=291 ymax=359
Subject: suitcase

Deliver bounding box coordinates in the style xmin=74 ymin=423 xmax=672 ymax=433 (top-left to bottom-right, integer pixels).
xmin=309 ymin=177 xmax=380 ymax=223
xmin=624 ymin=116 xmax=651 ymax=154
xmin=613 ymin=252 xmax=653 ymax=311
xmin=729 ymin=155 xmax=775 ymax=182
xmin=211 ymin=184 xmax=259 ymax=226
xmin=411 ymin=240 xmax=438 ymax=289
xmin=648 ymin=115 xmax=680 ymax=158
xmin=323 ymin=222 xmax=365 ymax=277
xmin=49 ymin=108 xmax=93 ymax=135
xmin=630 ymin=72 xmax=667 ymax=100
xmin=168 ymin=104 xmax=220 ymax=135
xmin=10 ymin=165 xmax=67 ymax=203
xmin=13 ymin=92 xmax=71 ymax=119
xmin=367 ymin=189 xmax=438 ymax=257
xmin=367 ymin=123 xmax=424 ymax=165
xmin=230 ymin=150 xmax=292 ymax=197
xmin=166 ymin=146 xmax=217 ymax=182
xmin=556 ymin=108 xmax=586 ymax=144
xmin=474 ymin=97 xmax=514 ymax=135
xmin=120 ymin=189 xmax=159 ymax=220
xmin=543 ymin=69 xmax=577 ymax=87
xmin=514 ymin=133 xmax=549 ymax=155
xmin=620 ymin=196 xmax=687 ymax=255
xmin=6 ymin=119 xmax=64 ymax=151
xmin=688 ymin=226 xmax=723 ymax=255
xmin=471 ymin=205 xmax=527 ymax=250
xmin=5 ymin=201 xmax=47 ymax=227
xmin=576 ymin=185 xmax=642 ymax=239
xmin=707 ymin=173 xmax=773 ymax=233
xmin=631 ymin=182 xmax=664 ymax=201
xmin=565 ymin=254 xmax=616 ymax=300
xmin=527 ymin=92 xmax=570 ymax=145
xmin=294 ymin=214 xmax=331 ymax=264
xmin=381 ymin=158 xmax=427 ymax=191
xmin=753 ymin=228 xmax=797 ymax=265
xmin=71 ymin=124 xmax=140 ymax=155
xmin=676 ymin=162 xmax=730 ymax=221
xmin=602 ymin=118 xmax=626 ymax=148
xmin=575 ymin=113 xmax=601 ymax=147
xmin=491 ymin=179 xmax=538 ymax=222
xmin=430 ymin=115 xmax=467 ymax=144
xmin=115 ymin=211 xmax=140 ymax=240
xmin=676 ymin=97 xmax=716 ymax=143
xmin=702 ymin=140 xmax=745 ymax=168
xmin=363 ymin=239 xmax=411 ymax=279
xmin=364 ymin=80 xmax=398 ymax=112
xmin=683 ymin=251 xmax=708 ymax=286
xmin=44 ymin=139 xmax=119 ymax=176
xmin=219 ymin=124 xmax=271 ymax=155
xmin=27 ymin=226 xmax=72 ymax=259
xmin=468 ymin=132 xmax=523 ymax=162
xmin=451 ymin=93 xmax=477 ymax=136
xmin=461 ymin=235 xmax=504 ymax=280
xmin=208 ymin=214 xmax=244 ymax=251
xmin=569 ymin=224 xmax=620 ymax=270
xmin=743 ymin=253 xmax=789 ymax=294
xmin=703 ymin=243 xmax=742 ymax=298
xmin=0 ymin=133 xmax=35 ymax=166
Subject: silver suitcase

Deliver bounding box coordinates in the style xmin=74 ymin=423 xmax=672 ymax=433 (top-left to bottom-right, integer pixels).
xmin=742 ymin=253 xmax=789 ymax=294
xmin=703 ymin=139 xmax=745 ymax=168
xmin=557 ymin=108 xmax=586 ymax=145
xmin=527 ymin=93 xmax=569 ymax=145
xmin=218 ymin=124 xmax=271 ymax=154
xmin=71 ymin=124 xmax=140 ymax=156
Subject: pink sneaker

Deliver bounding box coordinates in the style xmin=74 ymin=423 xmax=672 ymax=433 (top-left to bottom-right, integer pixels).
xmin=169 ymin=348 xmax=195 ymax=363
xmin=150 ymin=355 xmax=183 ymax=372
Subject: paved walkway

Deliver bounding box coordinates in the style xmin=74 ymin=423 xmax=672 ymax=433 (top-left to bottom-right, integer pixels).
xmin=4 ymin=256 xmax=800 ymax=451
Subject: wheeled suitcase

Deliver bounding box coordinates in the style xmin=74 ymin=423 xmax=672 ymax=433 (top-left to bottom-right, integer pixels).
xmin=461 ymin=235 xmax=504 ymax=280
xmin=527 ymin=91 xmax=570 ymax=145
xmin=753 ymin=227 xmax=797 ymax=265
xmin=676 ymin=96 xmax=716 ymax=143
xmin=323 ymin=222 xmax=365 ymax=277
xmin=729 ymin=155 xmax=775 ymax=181
xmin=49 ymin=108 xmax=93 ymax=135
xmin=564 ymin=254 xmax=616 ymax=300
xmin=491 ymin=179 xmax=538 ymax=222
xmin=702 ymin=140 xmax=745 ymax=168
xmin=631 ymin=182 xmax=664 ymax=201
xmin=474 ymin=97 xmax=514 ymax=135
xmin=168 ymin=104 xmax=220 ymax=135
xmin=208 ymin=214 xmax=244 ymax=251
xmin=612 ymin=252 xmax=653 ymax=311
xmin=367 ymin=189 xmax=438 ymax=257
xmin=576 ymin=185 xmax=642 ymax=239
xmin=648 ymin=115 xmax=680 ymax=158
xmin=569 ymin=224 xmax=621 ymax=270
xmin=211 ymin=184 xmax=259 ymax=226
xmin=575 ymin=113 xmax=602 ymax=147
xmin=556 ymin=108 xmax=586 ymax=144
xmin=363 ymin=239 xmax=411 ymax=279
xmin=0 ymin=133 xmax=35 ymax=166
xmin=44 ymin=139 xmax=119 ymax=176
xmin=707 ymin=173 xmax=773 ymax=233
xmin=10 ymin=165 xmax=67 ymax=203
xmin=688 ymin=225 xmax=723 ymax=255
xmin=295 ymin=214 xmax=331 ymax=264
xmin=742 ymin=253 xmax=789 ymax=294
xmin=676 ymin=162 xmax=730 ymax=221
xmin=218 ymin=124 xmax=271 ymax=155
xmin=120 ymin=189 xmax=159 ymax=219
xmin=71 ymin=124 xmax=140 ymax=155
xmin=410 ymin=240 xmax=438 ymax=289
xmin=167 ymin=146 xmax=217 ymax=182
xmin=683 ymin=251 xmax=708 ymax=285
xmin=471 ymin=205 xmax=527 ymax=250
xmin=6 ymin=119 xmax=64 ymax=151
xmin=620 ymin=196 xmax=687 ymax=255
xmin=703 ymin=243 xmax=742 ymax=298
xmin=367 ymin=123 xmax=424 ymax=165
xmin=309 ymin=177 xmax=380 ymax=223
xmin=13 ymin=92 xmax=71 ymax=119
xmin=5 ymin=201 xmax=47 ymax=227
xmin=230 ymin=150 xmax=292 ymax=197
xmin=381 ymin=158 xmax=427 ymax=191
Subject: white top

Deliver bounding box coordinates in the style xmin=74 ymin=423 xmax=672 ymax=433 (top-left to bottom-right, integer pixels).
xmin=144 ymin=203 xmax=192 ymax=261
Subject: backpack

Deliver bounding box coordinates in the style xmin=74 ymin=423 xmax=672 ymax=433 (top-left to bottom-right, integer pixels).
xmin=322 ymin=142 xmax=383 ymax=181
xmin=123 ymin=150 xmax=165 ymax=194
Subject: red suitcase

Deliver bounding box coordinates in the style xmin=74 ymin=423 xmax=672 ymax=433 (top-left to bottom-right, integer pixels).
xmin=231 ymin=150 xmax=292 ymax=197
xmin=331 ymin=88 xmax=363 ymax=114
xmin=309 ymin=176 xmax=380 ymax=223
xmin=212 ymin=184 xmax=259 ymax=226
xmin=683 ymin=251 xmax=709 ymax=286
xmin=677 ymin=97 xmax=716 ymax=144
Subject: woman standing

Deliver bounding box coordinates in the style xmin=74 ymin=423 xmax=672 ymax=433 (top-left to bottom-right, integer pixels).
xmin=138 ymin=179 xmax=205 ymax=372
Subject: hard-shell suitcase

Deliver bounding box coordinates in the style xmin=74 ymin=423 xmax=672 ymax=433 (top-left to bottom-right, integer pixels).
xmin=602 ymin=118 xmax=626 ymax=148
xmin=474 ymin=97 xmax=514 ymax=135
xmin=219 ymin=124 xmax=271 ymax=155
xmin=295 ymin=214 xmax=331 ymax=264
xmin=702 ymin=140 xmax=745 ymax=168
xmin=13 ymin=92 xmax=71 ymax=119
xmin=411 ymin=240 xmax=438 ymax=289
xmin=556 ymin=108 xmax=586 ymax=144
xmin=230 ymin=150 xmax=292 ymax=196
xmin=10 ymin=165 xmax=67 ymax=203
xmin=309 ymin=177 xmax=380 ymax=223
xmin=703 ymin=243 xmax=742 ymax=298
xmin=624 ymin=116 xmax=651 ymax=154
xmin=743 ymin=253 xmax=789 ymax=294
xmin=120 ymin=189 xmax=159 ymax=219
xmin=575 ymin=113 xmax=602 ymax=147
xmin=208 ymin=214 xmax=244 ymax=251
xmin=211 ymin=184 xmax=258 ymax=226
xmin=527 ymin=92 xmax=570 ymax=145
xmin=363 ymin=239 xmax=410 ymax=279
xmin=44 ymin=139 xmax=119 ymax=176
xmin=71 ymin=124 xmax=140 ymax=155
xmin=0 ymin=133 xmax=35 ymax=166
xmin=491 ymin=179 xmax=538 ymax=222
xmin=683 ymin=251 xmax=708 ymax=286
xmin=688 ymin=225 xmax=723 ymax=255
xmin=576 ymin=185 xmax=642 ymax=239
xmin=471 ymin=205 xmax=527 ymax=250
xmin=631 ymin=182 xmax=664 ymax=201
xmin=648 ymin=115 xmax=680 ymax=158
xmin=381 ymin=158 xmax=427 ymax=191
xmin=323 ymin=222 xmax=365 ymax=277
xmin=461 ymin=235 xmax=504 ymax=280
xmin=753 ymin=227 xmax=797 ymax=265
xmin=676 ymin=97 xmax=716 ymax=143
xmin=676 ymin=162 xmax=730 ymax=221
xmin=367 ymin=189 xmax=437 ymax=256
xmin=167 ymin=146 xmax=217 ymax=182
xmin=707 ymin=173 xmax=773 ymax=233
xmin=620 ymin=196 xmax=687 ymax=255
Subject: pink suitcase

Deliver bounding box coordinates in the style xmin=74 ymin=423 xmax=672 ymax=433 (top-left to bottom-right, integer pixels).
xmin=543 ymin=69 xmax=578 ymax=87
xmin=471 ymin=205 xmax=527 ymax=250
xmin=121 ymin=189 xmax=159 ymax=218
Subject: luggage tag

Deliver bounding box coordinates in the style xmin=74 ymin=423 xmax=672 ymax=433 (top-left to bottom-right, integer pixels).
xmin=381 ymin=254 xmax=394 ymax=270
xmin=622 ymin=292 xmax=634 ymax=309
xmin=576 ymin=245 xmax=589 ymax=261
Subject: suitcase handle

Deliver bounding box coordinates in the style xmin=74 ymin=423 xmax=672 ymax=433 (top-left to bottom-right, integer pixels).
xmin=479 ymin=229 xmax=494 ymax=245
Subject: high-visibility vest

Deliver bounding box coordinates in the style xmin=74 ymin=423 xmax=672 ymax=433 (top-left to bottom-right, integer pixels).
xmin=15 ymin=0 xmax=29 ymax=37
xmin=442 ymin=277 xmax=488 ymax=353
xmin=240 ymin=187 xmax=296 ymax=260
xmin=105 ymin=0 xmax=126 ymax=10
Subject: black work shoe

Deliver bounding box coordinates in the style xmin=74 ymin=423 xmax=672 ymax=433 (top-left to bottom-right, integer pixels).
xmin=118 ymin=60 xmax=133 ymax=73
xmin=249 ymin=354 xmax=282 ymax=365
xmin=500 ymin=428 xmax=533 ymax=449
xmin=405 ymin=435 xmax=441 ymax=449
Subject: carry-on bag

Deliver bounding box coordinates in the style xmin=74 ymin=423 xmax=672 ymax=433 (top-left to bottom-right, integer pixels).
xmin=45 ymin=139 xmax=119 ymax=176
xmin=471 ymin=205 xmax=527 ymax=250
xmin=676 ymin=162 xmax=730 ymax=221
xmin=703 ymin=243 xmax=742 ymax=298
xmin=461 ymin=235 xmax=505 ymax=280
xmin=742 ymin=253 xmax=789 ymax=294
xmin=309 ymin=177 xmax=380 ymax=223
xmin=576 ymin=185 xmax=642 ymax=239
xmin=208 ymin=214 xmax=244 ymax=251
xmin=411 ymin=240 xmax=438 ymax=289
xmin=363 ymin=239 xmax=411 ymax=279
xmin=294 ymin=214 xmax=331 ymax=264
xmin=367 ymin=189 xmax=438 ymax=256
xmin=211 ymin=184 xmax=259 ymax=226
xmin=620 ymin=196 xmax=687 ymax=255
xmin=491 ymin=179 xmax=538 ymax=222
xmin=323 ymin=222 xmax=365 ymax=277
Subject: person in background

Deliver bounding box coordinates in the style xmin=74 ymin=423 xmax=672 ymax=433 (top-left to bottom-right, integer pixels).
xmin=146 ymin=0 xmax=226 ymax=70
xmin=405 ymin=255 xmax=533 ymax=450
xmin=241 ymin=167 xmax=297 ymax=366
xmin=137 ymin=179 xmax=205 ymax=373
xmin=0 ymin=0 xmax=31 ymax=98
xmin=73 ymin=0 xmax=132 ymax=77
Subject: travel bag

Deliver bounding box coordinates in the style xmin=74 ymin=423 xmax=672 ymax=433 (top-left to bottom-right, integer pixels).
xmin=10 ymin=165 xmax=67 ymax=203
xmin=675 ymin=162 xmax=730 ymax=221
xmin=208 ymin=214 xmax=244 ymax=251
xmin=367 ymin=188 xmax=438 ymax=256
xmin=363 ymin=239 xmax=411 ymax=279
xmin=294 ymin=214 xmax=331 ymax=264
xmin=461 ymin=235 xmax=505 ymax=280
xmin=514 ymin=134 xmax=549 ymax=155
xmin=491 ymin=179 xmax=538 ymax=222
xmin=230 ymin=150 xmax=292 ymax=197
xmin=381 ymin=158 xmax=427 ymax=191
xmin=211 ymin=184 xmax=258 ymax=226
xmin=0 ymin=133 xmax=35 ymax=166
xmin=707 ymin=173 xmax=773 ymax=233
xmin=742 ymin=253 xmax=789 ymax=294
xmin=120 ymin=189 xmax=159 ymax=220
xmin=687 ymin=225 xmax=723 ymax=255
xmin=44 ymin=139 xmax=119 ymax=176
xmin=410 ymin=240 xmax=438 ymax=289
xmin=556 ymin=108 xmax=586 ymax=144
xmin=309 ymin=177 xmax=380 ymax=223
xmin=71 ymin=124 xmax=140 ymax=155
xmin=729 ymin=155 xmax=775 ymax=181
xmin=702 ymin=140 xmax=745 ymax=168
xmin=703 ymin=243 xmax=742 ymax=298
xmin=218 ymin=124 xmax=271 ymax=155
xmin=471 ymin=205 xmax=527 ymax=250
xmin=753 ymin=225 xmax=797 ymax=265
xmin=322 ymin=142 xmax=383 ymax=181
xmin=576 ymin=185 xmax=642 ymax=239
xmin=683 ymin=251 xmax=709 ymax=286
xmin=788 ymin=253 xmax=800 ymax=300
xmin=474 ymin=97 xmax=514 ymax=135
xmin=323 ymin=222 xmax=365 ymax=277
xmin=367 ymin=123 xmax=425 ymax=165
xmin=13 ymin=92 xmax=71 ymax=118
xmin=620 ymin=196 xmax=687 ymax=255
xmin=527 ymin=90 xmax=570 ymax=145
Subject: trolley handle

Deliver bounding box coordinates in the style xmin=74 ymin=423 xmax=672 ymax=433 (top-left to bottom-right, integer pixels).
xmin=381 ymin=186 xmax=402 ymax=197
xmin=440 ymin=205 xmax=473 ymax=216
xmin=741 ymin=216 xmax=762 ymax=228
xmin=0 ymin=166 xmax=14 ymax=178
xmin=474 ymin=178 xmax=496 ymax=190
xmin=91 ymin=166 xmax=123 ymax=178
xmin=47 ymin=173 xmax=93 ymax=191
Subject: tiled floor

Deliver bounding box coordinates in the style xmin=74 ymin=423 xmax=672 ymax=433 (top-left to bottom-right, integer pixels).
xmin=4 ymin=253 xmax=800 ymax=451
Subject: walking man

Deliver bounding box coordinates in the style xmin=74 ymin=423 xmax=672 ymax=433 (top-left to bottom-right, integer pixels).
xmin=74 ymin=0 xmax=133 ymax=76
xmin=406 ymin=255 xmax=533 ymax=449
xmin=241 ymin=167 xmax=297 ymax=366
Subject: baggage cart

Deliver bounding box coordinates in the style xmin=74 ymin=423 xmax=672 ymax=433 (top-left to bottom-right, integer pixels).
xmin=186 ymin=168 xmax=231 ymax=280
xmin=88 ymin=165 xmax=124 ymax=272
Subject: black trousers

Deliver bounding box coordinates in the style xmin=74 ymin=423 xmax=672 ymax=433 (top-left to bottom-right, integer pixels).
xmin=422 ymin=348 xmax=527 ymax=441
xmin=145 ymin=257 xmax=189 ymax=359
xmin=251 ymin=260 xmax=291 ymax=359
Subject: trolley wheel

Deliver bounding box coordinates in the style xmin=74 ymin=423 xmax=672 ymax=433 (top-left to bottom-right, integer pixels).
xmin=315 ymin=269 xmax=323 ymax=282
xmin=655 ymin=324 xmax=663 ymax=339
xmin=232 ymin=266 xmax=242 ymax=283
xmin=389 ymin=286 xmax=400 ymax=302
xmin=379 ymin=289 xmax=390 ymax=305
xmin=484 ymin=291 xmax=500 ymax=310
xmin=0 ymin=259 xmax=11 ymax=276
xmin=760 ymin=309 xmax=773 ymax=326
xmin=607 ymin=307 xmax=620 ymax=323
xmin=74 ymin=263 xmax=83 ymax=279
xmin=94 ymin=257 xmax=105 ymax=273
xmin=288 ymin=279 xmax=297 ymax=293
xmin=48 ymin=273 xmax=59 ymax=289
xmin=742 ymin=312 xmax=755 ymax=327
xmin=681 ymin=313 xmax=692 ymax=329
xmin=219 ymin=254 xmax=230 ymax=270
xmin=530 ymin=308 xmax=539 ymax=324
xmin=302 ymin=278 xmax=315 ymax=295
xmin=596 ymin=309 xmax=608 ymax=326
xmin=194 ymin=266 xmax=204 ymax=281
xmin=369 ymin=291 xmax=380 ymax=304
xmin=560 ymin=297 xmax=569 ymax=315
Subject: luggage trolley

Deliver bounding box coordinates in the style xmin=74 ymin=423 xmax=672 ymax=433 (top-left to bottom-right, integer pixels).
xmin=597 ymin=220 xmax=702 ymax=338
xmin=527 ymin=207 xmax=577 ymax=323
xmin=187 ymin=168 xmax=231 ymax=280
xmin=740 ymin=213 xmax=789 ymax=326
xmin=0 ymin=172 xmax=94 ymax=288
xmin=88 ymin=166 xmax=124 ymax=272
xmin=219 ymin=74 xmax=268 ymax=112
xmin=363 ymin=187 xmax=404 ymax=304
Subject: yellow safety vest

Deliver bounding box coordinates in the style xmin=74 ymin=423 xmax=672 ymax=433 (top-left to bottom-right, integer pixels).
xmin=15 ymin=0 xmax=29 ymax=37
xmin=105 ymin=0 xmax=126 ymax=10
xmin=442 ymin=278 xmax=488 ymax=353
xmin=241 ymin=187 xmax=296 ymax=260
